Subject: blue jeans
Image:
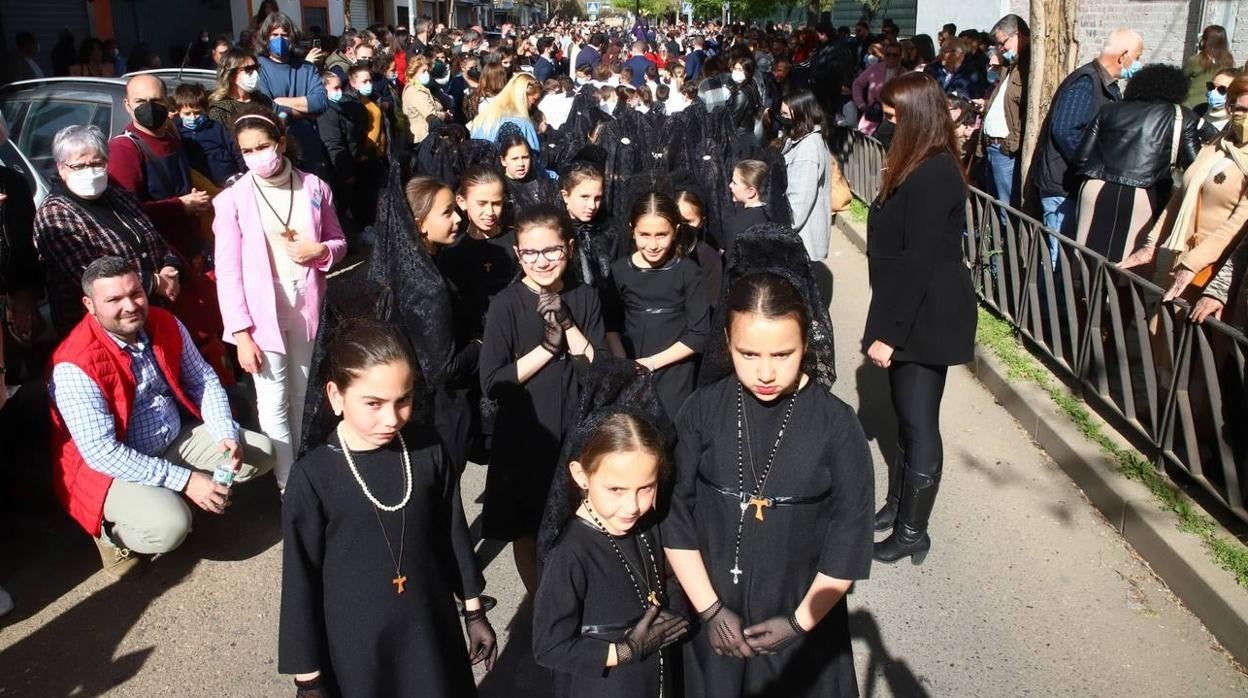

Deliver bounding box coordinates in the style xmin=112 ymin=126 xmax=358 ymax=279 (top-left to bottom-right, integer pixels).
xmin=986 ymin=144 xmax=1019 ymax=208
xmin=1040 ymin=195 xmax=1074 ymax=268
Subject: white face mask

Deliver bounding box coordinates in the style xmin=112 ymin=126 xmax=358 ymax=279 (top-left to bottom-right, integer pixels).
xmin=435 ymin=74 xmax=450 ymax=86
xmin=66 ymin=166 xmax=109 ymax=199
xmin=731 ymin=69 xmax=746 ymax=83
xmin=238 ymin=70 xmax=260 ymax=93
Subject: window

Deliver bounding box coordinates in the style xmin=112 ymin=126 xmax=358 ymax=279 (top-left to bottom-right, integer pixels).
xmin=303 ymin=7 xmax=329 ymax=34
xmin=18 ymin=99 xmax=112 ymax=181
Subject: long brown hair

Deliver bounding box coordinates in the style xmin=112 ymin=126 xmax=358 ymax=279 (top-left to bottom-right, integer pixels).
xmin=404 ymin=176 xmax=451 ymax=253
xmin=878 ymin=72 xmax=966 ymax=200
xmin=1199 ymin=25 xmax=1235 ymax=72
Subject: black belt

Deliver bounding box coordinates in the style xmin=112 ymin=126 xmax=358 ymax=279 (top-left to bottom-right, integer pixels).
xmin=627 ymin=305 xmax=682 ymax=315
xmin=581 ymin=620 xmax=634 ymax=638
xmin=985 ymin=137 xmax=1009 ymax=147
xmin=697 ymin=474 xmax=829 ymax=506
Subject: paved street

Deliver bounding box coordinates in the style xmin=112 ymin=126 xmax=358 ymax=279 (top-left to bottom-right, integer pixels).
xmin=2 ymin=229 xmax=1246 ymax=696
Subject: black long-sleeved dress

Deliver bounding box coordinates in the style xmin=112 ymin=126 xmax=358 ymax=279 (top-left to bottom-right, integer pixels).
xmin=661 ymin=376 xmax=874 ymax=698
xmin=279 ymin=424 xmax=484 ymax=697
xmin=478 ymin=280 xmax=605 ymax=541
xmin=533 ymin=518 xmax=677 ymax=698
xmin=607 ymin=255 xmax=711 ymax=418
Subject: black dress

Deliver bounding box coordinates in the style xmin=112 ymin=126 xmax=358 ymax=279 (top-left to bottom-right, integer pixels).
xmin=533 ymin=518 xmax=677 ymax=698
xmin=718 ymin=205 xmax=771 ymax=255
xmin=478 ymin=280 xmax=605 ymax=541
xmin=279 ymin=424 xmax=485 ymax=697
xmin=662 ymin=376 xmax=874 ymax=698
xmin=608 ymin=255 xmax=711 ymax=418
xmin=863 ymin=152 xmax=976 ymax=366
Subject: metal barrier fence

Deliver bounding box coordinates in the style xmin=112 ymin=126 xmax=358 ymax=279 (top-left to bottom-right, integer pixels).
xmin=828 ymin=127 xmax=1248 ymax=525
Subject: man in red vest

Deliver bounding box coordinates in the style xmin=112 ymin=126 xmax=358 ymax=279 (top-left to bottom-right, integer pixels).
xmin=48 ymin=257 xmax=275 ymax=579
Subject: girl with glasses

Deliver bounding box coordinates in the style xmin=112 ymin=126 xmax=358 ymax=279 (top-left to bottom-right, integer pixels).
xmin=479 ymin=204 xmax=604 ymax=595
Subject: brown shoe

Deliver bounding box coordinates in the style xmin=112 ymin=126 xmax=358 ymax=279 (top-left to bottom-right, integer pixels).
xmin=94 ymin=538 xmax=149 ymax=580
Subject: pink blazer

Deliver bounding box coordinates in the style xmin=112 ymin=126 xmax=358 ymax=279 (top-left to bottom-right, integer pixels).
xmin=212 ymin=168 xmax=347 ymax=354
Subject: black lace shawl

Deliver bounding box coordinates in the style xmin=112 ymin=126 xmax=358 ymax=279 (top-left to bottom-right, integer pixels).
xmin=536 ymin=354 xmax=675 ymax=565
xmin=698 ymin=222 xmax=838 ymax=392
xmin=299 ymin=162 xmax=453 ymax=456
xmin=413 ymin=121 xmax=469 ymax=187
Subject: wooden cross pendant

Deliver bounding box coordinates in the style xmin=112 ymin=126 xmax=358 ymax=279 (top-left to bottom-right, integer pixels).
xmin=749 ymin=497 xmax=773 ymax=522
xmin=647 ymin=591 xmax=659 ymax=606
xmin=281 ymin=228 xmax=297 ymax=241
xmin=392 ymin=575 xmax=408 ymax=595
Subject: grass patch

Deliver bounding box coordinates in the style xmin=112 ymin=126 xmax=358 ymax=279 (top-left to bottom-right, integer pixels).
xmin=848 ymin=197 xmax=869 ymax=223
xmin=976 ymin=307 xmax=1248 ymax=588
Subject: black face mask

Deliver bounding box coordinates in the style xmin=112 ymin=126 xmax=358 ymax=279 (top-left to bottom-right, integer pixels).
xmin=467 ymin=67 xmax=481 ymax=80
xmin=133 ymin=100 xmax=169 ymax=131
xmin=774 ymin=113 xmax=794 ymax=130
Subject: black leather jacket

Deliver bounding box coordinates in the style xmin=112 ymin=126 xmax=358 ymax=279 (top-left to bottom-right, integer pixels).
xmin=727 ymin=80 xmax=762 ymax=135
xmin=1072 ymin=100 xmax=1201 ymax=188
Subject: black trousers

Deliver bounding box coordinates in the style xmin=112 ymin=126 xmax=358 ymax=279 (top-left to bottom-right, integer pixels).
xmin=888 ymin=361 xmax=949 ymax=478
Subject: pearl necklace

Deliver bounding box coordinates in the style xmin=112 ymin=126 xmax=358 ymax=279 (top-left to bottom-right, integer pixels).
xmin=337 ymin=424 xmax=413 ymax=512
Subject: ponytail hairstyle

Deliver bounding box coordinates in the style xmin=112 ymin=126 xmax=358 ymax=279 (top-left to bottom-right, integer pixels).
xmin=404 ymin=175 xmax=453 ymax=253
xmin=325 ymin=317 xmax=420 ymax=393
xmin=629 ymin=190 xmax=683 ymax=256
xmin=725 ymin=272 xmax=809 ymax=344
xmin=513 ymin=202 xmax=572 ymax=245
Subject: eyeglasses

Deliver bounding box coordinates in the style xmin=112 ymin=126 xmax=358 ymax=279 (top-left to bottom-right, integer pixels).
xmin=1206 ymin=82 xmax=1228 ymax=95
xmin=517 ymin=245 xmax=568 ymax=264
xmin=65 ymin=160 xmax=107 ymax=170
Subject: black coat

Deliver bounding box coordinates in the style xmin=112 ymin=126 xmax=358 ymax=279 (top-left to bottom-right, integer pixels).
xmin=863 ymin=152 xmax=976 ymax=366
xmin=1072 ymin=100 xmax=1201 ymax=189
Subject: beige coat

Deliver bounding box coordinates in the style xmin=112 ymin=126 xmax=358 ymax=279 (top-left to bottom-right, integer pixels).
xmin=402 ymin=83 xmax=440 ymax=144
xmin=1147 ymin=144 xmax=1248 ymax=282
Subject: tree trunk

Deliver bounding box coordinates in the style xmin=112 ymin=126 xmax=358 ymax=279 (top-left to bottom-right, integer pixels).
xmin=1021 ymin=0 xmax=1079 ymax=208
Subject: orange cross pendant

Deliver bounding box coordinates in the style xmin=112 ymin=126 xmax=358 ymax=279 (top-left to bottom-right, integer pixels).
xmin=392 ymin=575 xmax=407 ymax=594
xmin=647 ymin=591 xmax=659 ymax=606
xmin=749 ymin=497 xmax=773 ymax=522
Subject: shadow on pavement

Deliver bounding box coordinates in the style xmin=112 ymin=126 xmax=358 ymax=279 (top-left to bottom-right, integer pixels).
xmin=855 ymin=357 xmax=901 ymax=471
xmin=178 ymin=473 xmax=284 ymax=562
xmin=850 ymin=609 xmax=930 ymax=697
xmin=958 ymin=449 xmax=1074 ymax=526
xmin=0 ymin=550 xmax=198 ymax=697
xmin=477 ymin=595 xmax=552 ymax=697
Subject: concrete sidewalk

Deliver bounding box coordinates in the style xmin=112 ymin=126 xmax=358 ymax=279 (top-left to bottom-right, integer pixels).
xmin=1 ymin=229 xmax=1245 ymax=696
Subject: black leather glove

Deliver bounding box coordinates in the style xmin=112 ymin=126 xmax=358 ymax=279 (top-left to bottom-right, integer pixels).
xmin=743 ymin=613 xmax=807 ymax=655
xmin=294 ymin=676 xmax=327 ymax=698
xmin=699 ymin=600 xmax=754 ymax=658
xmin=464 ymin=608 xmax=498 ymax=671
xmin=615 ymin=604 xmax=690 ymax=665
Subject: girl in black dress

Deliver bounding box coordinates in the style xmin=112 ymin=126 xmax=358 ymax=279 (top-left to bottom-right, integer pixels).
xmin=675 ymin=189 xmax=722 ymax=307
xmin=560 ymin=160 xmax=620 ymax=291
xmin=663 ymin=261 xmax=873 ymax=697
xmin=479 ymin=204 xmax=605 ymax=593
xmin=499 ymin=131 xmax=562 ymax=228
xmin=534 ymin=408 xmax=691 ymax=698
xmin=280 ymin=318 xmax=497 ymax=698
xmin=864 ymin=72 xmax=975 ymax=565
xmin=607 ymin=191 xmax=711 ymax=419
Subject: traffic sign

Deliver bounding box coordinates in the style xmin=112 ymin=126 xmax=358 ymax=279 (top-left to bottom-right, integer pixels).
xmin=588 ymin=1 xmax=599 ymax=14
xmin=681 ymin=1 xmax=692 ymax=13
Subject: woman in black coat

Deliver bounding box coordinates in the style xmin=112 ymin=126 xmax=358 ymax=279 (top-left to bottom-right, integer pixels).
xmin=863 ymin=72 xmax=976 ymax=564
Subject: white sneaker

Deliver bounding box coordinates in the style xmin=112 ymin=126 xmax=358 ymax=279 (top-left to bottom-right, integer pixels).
xmin=0 ymin=585 xmax=13 ymax=618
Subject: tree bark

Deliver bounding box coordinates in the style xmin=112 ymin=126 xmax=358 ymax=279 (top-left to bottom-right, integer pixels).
xmin=1021 ymin=0 xmax=1079 ymax=207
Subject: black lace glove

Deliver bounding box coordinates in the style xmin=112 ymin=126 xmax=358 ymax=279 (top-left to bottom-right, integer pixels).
xmin=294 ymin=676 xmax=326 ymax=698
xmin=464 ymin=607 xmax=498 ymax=671
xmin=743 ymin=613 xmax=807 ymax=655
xmin=541 ymin=310 xmax=565 ymax=354
xmin=699 ymin=600 xmax=755 ymax=658
xmin=552 ymin=303 xmax=575 ymax=330
xmin=615 ymin=604 xmax=690 ymax=664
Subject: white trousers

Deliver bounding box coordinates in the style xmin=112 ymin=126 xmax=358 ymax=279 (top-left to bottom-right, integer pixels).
xmin=253 ymin=279 xmax=314 ymax=490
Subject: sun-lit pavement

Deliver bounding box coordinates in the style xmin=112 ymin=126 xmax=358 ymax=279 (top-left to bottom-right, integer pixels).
xmin=1 ymin=229 xmax=1246 ymax=697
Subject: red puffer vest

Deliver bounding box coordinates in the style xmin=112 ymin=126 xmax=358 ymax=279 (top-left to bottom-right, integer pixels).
xmin=49 ymin=308 xmax=202 ymax=537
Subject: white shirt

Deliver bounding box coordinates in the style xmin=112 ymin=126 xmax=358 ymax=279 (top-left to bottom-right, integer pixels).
xmin=984 ymin=70 xmax=1010 ymax=139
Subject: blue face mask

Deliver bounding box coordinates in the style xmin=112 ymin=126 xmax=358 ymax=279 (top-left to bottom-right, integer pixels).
xmin=181 ymin=114 xmax=205 ymax=130
xmin=328 ymin=90 xmax=343 ymax=103
xmin=268 ymin=36 xmax=290 ymax=59
xmin=986 ymin=70 xmax=1000 ymax=85
xmin=1208 ymin=89 xmax=1227 ymax=111
xmin=357 ymin=81 xmax=374 ymax=97
xmin=1120 ymin=58 xmax=1143 ymax=80
xmin=1002 ymin=48 xmax=1017 ymax=64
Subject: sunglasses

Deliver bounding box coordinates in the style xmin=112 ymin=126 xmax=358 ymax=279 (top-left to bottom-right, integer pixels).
xmin=1206 ymin=82 xmax=1228 ymax=95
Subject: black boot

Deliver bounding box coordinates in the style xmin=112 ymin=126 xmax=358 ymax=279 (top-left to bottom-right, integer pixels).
xmin=874 ymin=470 xmax=940 ymax=565
xmin=873 ymin=458 xmax=904 ymax=532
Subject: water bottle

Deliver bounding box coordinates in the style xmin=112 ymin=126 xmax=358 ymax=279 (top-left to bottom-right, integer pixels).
xmin=212 ymin=451 xmax=236 ymax=488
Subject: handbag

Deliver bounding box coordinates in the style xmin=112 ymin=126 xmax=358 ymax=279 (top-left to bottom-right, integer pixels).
xmin=829 ymin=156 xmax=852 ymax=213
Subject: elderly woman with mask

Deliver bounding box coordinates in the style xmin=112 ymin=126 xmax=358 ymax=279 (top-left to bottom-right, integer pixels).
xmin=33 ymin=125 xmax=182 ymax=337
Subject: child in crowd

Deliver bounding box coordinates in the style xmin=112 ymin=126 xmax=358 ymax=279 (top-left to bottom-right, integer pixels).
xmin=279 ymin=318 xmax=497 ymax=697
xmin=607 ymin=191 xmax=711 ymax=418
xmin=346 ymin=62 xmax=387 ymax=226
xmin=212 ymin=108 xmax=347 ymax=491
xmin=316 ymin=71 xmax=364 ymax=216
xmin=560 ymin=161 xmax=616 ymax=291
xmin=534 ymin=407 xmax=690 ymax=697
xmin=721 ymin=159 xmax=772 ymax=254
xmin=173 ymin=82 xmax=243 ymax=187
xmin=675 ymin=188 xmax=723 ymax=305
xmin=479 ymin=204 xmax=604 ymax=594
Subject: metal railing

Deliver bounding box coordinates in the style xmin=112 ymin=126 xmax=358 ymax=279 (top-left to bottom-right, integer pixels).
xmin=829 ymin=127 xmax=1248 ymax=525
